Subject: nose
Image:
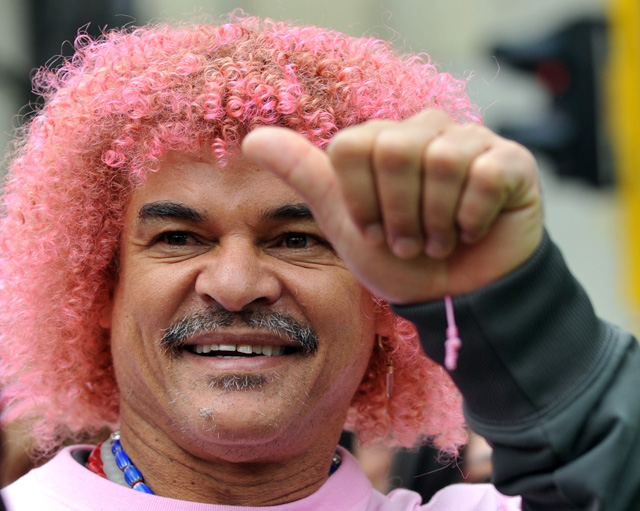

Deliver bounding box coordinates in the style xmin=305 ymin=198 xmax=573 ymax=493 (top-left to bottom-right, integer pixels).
xmin=194 ymin=239 xmax=283 ymax=311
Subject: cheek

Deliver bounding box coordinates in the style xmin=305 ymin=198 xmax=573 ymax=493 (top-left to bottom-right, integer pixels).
xmin=109 ymin=266 xmax=189 ymax=405
xmin=297 ymin=269 xmax=367 ymax=323
xmin=294 ymin=269 xmax=376 ymax=373
xmin=107 ymin=263 xmax=193 ymax=393
xmin=114 ymin=260 xmax=197 ymax=342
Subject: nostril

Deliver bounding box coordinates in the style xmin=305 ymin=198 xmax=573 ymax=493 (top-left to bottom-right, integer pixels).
xmin=194 ymin=250 xmax=282 ymax=312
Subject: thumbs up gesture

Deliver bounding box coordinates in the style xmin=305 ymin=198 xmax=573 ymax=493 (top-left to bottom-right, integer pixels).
xmin=243 ymin=109 xmax=543 ymax=305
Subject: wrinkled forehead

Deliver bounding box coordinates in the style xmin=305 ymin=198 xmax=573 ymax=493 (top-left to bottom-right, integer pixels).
xmin=123 ymin=151 xmax=308 ymax=226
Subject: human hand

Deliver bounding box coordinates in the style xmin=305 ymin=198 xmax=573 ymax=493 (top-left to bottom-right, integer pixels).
xmin=242 ymin=109 xmax=543 ymax=305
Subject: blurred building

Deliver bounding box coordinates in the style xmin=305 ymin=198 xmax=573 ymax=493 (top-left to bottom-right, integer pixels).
xmin=1 ymin=0 xmax=630 ymax=326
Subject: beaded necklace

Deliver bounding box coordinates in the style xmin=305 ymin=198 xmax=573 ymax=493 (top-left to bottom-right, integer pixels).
xmin=87 ymin=431 xmax=153 ymax=493
xmin=87 ymin=430 xmax=342 ymax=495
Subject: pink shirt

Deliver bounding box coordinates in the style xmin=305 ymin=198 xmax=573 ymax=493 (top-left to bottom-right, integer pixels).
xmin=2 ymin=446 xmax=520 ymax=510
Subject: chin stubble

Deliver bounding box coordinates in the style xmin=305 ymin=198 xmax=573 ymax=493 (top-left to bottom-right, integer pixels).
xmin=207 ymin=371 xmax=283 ymax=391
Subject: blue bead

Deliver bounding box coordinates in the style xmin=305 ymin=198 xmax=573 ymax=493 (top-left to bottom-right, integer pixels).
xmin=111 ymin=439 xmax=122 ymax=454
xmin=124 ymin=465 xmax=143 ymax=485
xmin=114 ymin=449 xmax=131 ymax=470
xmin=132 ymin=481 xmax=154 ymax=494
xmin=108 ymin=432 xmax=155 ymax=495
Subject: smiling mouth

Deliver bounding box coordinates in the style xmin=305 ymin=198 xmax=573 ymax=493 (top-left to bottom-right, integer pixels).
xmin=186 ymin=343 xmax=300 ymax=358
xmin=160 ymin=307 xmax=319 ymax=359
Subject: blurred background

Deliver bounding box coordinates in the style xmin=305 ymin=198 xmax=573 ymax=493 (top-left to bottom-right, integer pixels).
xmin=0 ymin=0 xmax=638 ymax=497
xmin=2 ymin=0 xmax=638 ymax=332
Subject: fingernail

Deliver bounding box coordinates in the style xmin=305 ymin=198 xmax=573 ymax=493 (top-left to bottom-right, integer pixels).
xmin=392 ymin=236 xmax=422 ymax=259
xmin=426 ymin=235 xmax=450 ymax=259
xmin=460 ymin=229 xmax=478 ymax=244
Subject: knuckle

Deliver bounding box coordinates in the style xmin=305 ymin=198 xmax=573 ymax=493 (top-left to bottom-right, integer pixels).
xmin=471 ymin=160 xmax=504 ymax=197
xmin=327 ymin=121 xmax=391 ymax=161
xmin=425 ymin=139 xmax=466 ymax=181
xmin=503 ymin=138 xmax=532 ymax=156
xmin=376 ymin=128 xmax=413 ymax=152
xmin=508 ymin=142 xmax=538 ymax=176
xmin=416 ymin=108 xmax=453 ymax=125
xmin=458 ymin=122 xmax=490 ymax=137
xmin=326 ymin=134 xmax=364 ymax=162
xmin=374 ymin=131 xmax=418 ymax=171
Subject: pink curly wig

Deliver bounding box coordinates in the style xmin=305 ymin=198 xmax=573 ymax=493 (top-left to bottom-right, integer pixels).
xmin=0 ymin=14 xmax=480 ymax=456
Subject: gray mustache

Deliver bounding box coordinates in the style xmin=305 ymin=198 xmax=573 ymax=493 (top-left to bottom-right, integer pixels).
xmin=159 ymin=306 xmax=319 ymax=356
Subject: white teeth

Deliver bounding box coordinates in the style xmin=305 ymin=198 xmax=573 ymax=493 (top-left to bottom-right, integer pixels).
xmin=191 ymin=343 xmax=286 ymax=356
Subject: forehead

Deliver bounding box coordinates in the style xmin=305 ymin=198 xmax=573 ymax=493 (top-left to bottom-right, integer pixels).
xmin=126 ymin=152 xmax=303 ymax=218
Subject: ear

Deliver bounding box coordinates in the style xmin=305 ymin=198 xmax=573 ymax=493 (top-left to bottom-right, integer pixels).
xmin=99 ymin=298 xmax=113 ymax=330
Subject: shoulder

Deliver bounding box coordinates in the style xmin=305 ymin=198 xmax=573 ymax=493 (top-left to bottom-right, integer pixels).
xmin=384 ymin=484 xmax=521 ymax=511
xmin=2 ymin=446 xmax=115 ymax=509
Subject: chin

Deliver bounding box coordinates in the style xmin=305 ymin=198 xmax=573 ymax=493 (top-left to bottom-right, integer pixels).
xmin=172 ymin=415 xmax=306 ymax=463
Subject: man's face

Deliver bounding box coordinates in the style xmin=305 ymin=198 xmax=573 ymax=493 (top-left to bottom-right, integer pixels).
xmin=107 ymin=152 xmax=376 ymax=461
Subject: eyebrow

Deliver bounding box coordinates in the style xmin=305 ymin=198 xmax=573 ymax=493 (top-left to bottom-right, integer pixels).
xmin=264 ymin=203 xmax=314 ymax=221
xmin=137 ymin=201 xmax=314 ymax=225
xmin=138 ymin=201 xmax=205 ymax=223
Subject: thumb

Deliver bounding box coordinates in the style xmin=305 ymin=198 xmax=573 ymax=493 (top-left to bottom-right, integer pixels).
xmin=242 ymin=127 xmax=351 ymax=239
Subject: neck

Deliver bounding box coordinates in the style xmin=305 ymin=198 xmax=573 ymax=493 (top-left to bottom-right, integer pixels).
xmin=117 ymin=420 xmax=342 ymax=506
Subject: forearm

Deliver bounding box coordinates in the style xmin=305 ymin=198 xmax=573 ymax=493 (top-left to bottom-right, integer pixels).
xmin=393 ymin=233 xmax=640 ymax=510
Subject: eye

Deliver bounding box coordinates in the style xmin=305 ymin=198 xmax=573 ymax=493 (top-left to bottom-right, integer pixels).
xmin=265 ymin=231 xmax=336 ymax=262
xmin=156 ymin=231 xmax=198 ymax=246
xmin=283 ymin=233 xmax=313 ymax=249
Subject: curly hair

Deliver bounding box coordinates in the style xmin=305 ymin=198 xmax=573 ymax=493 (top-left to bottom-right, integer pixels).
xmin=0 ymin=14 xmax=479 ymax=457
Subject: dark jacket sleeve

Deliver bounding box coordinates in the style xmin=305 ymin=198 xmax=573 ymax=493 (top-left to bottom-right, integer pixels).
xmin=392 ymin=233 xmax=640 ymax=511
